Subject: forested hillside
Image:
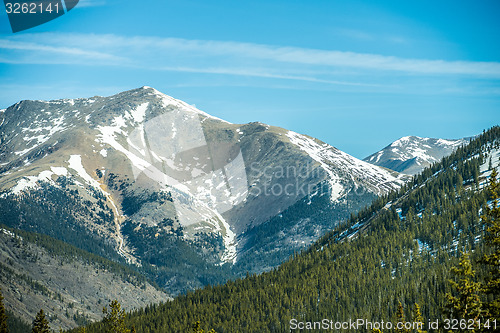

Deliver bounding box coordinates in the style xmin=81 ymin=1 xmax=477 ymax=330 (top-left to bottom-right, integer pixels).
xmin=0 ymin=225 xmax=169 ymax=331
xmin=71 ymin=127 xmax=499 ymax=332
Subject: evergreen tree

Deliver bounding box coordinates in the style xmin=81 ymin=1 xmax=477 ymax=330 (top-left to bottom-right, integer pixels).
xmin=32 ymin=309 xmax=50 ymax=333
xmin=445 ymin=253 xmax=482 ymax=331
xmin=480 ymin=168 xmax=500 ymax=320
xmin=102 ymin=300 xmax=129 ymax=333
xmin=412 ymin=303 xmax=427 ymax=333
xmin=0 ymin=289 xmax=8 ymax=333
xmin=192 ymin=321 xmax=203 ymax=333
xmin=395 ymin=302 xmax=410 ymax=333
xmin=192 ymin=321 xmax=216 ymax=333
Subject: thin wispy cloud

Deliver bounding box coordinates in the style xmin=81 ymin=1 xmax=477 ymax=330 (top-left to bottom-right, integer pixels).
xmin=2 ymin=33 xmax=500 ymax=75
xmin=158 ymin=66 xmax=386 ymax=87
xmin=1 ymin=33 xmax=499 ymax=92
xmin=0 ymin=39 xmax=123 ymax=62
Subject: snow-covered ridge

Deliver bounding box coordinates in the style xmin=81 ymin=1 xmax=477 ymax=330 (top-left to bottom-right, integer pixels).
xmin=286 ymin=131 xmax=404 ymax=199
xmin=391 ymin=136 xmax=421 ymax=146
xmin=143 ymin=86 xmax=231 ymax=124
xmin=390 ymin=136 xmax=465 ymax=150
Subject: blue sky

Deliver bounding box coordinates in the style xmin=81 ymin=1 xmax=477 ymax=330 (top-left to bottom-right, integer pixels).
xmin=1 ymin=0 xmax=499 ymax=158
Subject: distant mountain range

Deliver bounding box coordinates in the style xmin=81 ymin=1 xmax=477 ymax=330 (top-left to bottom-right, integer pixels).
xmin=0 ymin=87 xmax=473 ymax=329
xmin=364 ymin=135 xmax=468 ymax=175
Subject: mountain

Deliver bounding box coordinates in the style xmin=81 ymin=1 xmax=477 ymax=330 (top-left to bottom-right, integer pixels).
xmin=364 ymin=135 xmax=469 ymax=175
xmin=0 ymin=87 xmax=406 ymax=295
xmin=75 ymin=126 xmax=500 ymax=333
xmin=0 ymin=225 xmax=169 ymax=331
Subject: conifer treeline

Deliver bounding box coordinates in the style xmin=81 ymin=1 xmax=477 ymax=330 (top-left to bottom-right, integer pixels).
xmin=444 ymin=168 xmax=500 ymax=332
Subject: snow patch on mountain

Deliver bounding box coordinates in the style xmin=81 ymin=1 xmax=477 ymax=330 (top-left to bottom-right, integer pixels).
xmin=10 ymin=170 xmax=55 ymax=194
xmin=97 ymin=118 xmax=179 ymax=187
xmin=68 ymin=155 xmax=104 ymax=191
xmin=129 ymin=103 xmax=148 ymax=123
xmin=14 ymin=147 xmax=35 ymax=156
xmin=8 ymin=166 xmax=68 ymax=195
xmin=13 ymin=115 xmax=69 ymax=157
xmin=51 ymin=166 xmax=68 ymax=176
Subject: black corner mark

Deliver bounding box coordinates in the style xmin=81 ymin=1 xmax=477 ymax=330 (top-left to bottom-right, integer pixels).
xmin=4 ymin=0 xmax=79 ymax=33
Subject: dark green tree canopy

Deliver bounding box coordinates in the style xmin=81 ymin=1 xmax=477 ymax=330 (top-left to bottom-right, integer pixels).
xmin=32 ymin=309 xmax=50 ymax=333
xmin=102 ymin=300 xmax=129 ymax=333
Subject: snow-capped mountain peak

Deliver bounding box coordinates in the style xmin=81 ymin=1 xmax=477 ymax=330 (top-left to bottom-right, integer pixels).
xmin=365 ymin=135 xmax=469 ymax=175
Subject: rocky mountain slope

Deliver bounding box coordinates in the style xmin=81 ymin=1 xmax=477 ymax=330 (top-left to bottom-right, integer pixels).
xmin=364 ymin=135 xmax=468 ymax=175
xmin=0 ymin=226 xmax=169 ymax=331
xmin=0 ymin=87 xmax=407 ymax=294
